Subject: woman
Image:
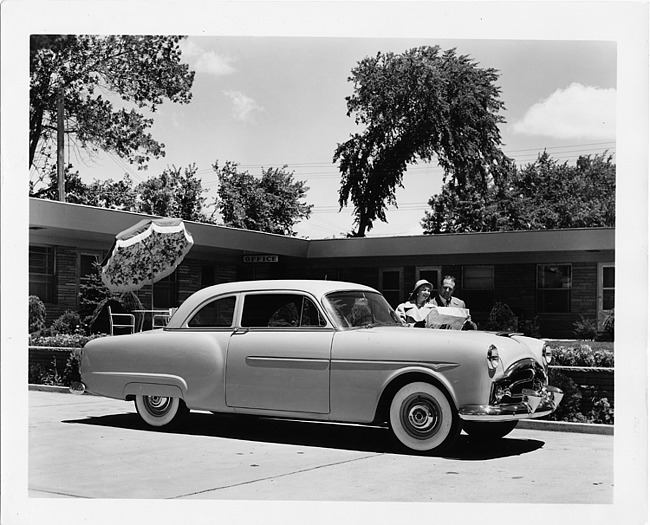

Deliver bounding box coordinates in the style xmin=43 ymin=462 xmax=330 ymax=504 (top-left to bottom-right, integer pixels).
xmin=395 ymin=279 xmax=436 ymax=327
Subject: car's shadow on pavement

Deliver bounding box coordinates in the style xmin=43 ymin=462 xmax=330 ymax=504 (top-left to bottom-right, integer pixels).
xmin=64 ymin=411 xmax=545 ymax=460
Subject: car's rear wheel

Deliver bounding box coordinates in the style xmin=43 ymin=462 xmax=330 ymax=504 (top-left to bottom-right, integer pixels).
xmin=134 ymin=395 xmax=188 ymax=427
xmin=389 ymin=382 xmax=460 ymax=453
xmin=462 ymin=420 xmax=518 ymax=440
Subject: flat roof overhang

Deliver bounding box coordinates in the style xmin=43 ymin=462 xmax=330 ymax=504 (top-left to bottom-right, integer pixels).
xmin=306 ymin=228 xmax=615 ymax=258
xmin=29 ymin=198 xmax=310 ymax=258
xmin=29 ymin=198 xmax=615 ymax=261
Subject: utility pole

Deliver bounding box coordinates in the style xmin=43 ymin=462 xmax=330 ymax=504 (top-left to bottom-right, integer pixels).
xmin=57 ymin=86 xmax=65 ymax=202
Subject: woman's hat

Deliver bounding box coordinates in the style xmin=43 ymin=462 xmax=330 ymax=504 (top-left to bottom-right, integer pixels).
xmin=410 ymin=279 xmax=433 ymax=297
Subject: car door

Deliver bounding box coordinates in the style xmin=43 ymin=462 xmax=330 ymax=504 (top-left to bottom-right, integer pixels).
xmin=225 ymin=292 xmax=334 ymax=414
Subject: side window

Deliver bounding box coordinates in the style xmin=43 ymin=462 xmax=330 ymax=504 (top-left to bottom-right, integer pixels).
xmin=187 ymin=296 xmax=236 ymax=327
xmin=242 ymin=294 xmax=326 ymax=328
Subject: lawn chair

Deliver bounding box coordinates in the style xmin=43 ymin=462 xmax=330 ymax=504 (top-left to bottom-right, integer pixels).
xmin=108 ymin=305 xmax=135 ymax=335
xmin=152 ymin=309 xmax=172 ymax=329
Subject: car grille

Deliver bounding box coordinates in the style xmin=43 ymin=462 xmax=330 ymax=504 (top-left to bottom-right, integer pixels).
xmin=491 ymin=358 xmax=547 ymax=405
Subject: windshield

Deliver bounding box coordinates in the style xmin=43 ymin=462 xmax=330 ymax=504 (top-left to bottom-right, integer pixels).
xmin=324 ymin=290 xmax=402 ymax=328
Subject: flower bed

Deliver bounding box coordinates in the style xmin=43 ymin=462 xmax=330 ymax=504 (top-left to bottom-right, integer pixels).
xmin=544 ymin=341 xmax=614 ymax=424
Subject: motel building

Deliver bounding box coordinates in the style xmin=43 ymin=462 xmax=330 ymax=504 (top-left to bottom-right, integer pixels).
xmin=29 ymin=197 xmax=615 ymax=339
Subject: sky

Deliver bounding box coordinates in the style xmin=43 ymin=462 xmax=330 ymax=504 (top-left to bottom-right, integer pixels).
xmin=34 ymin=35 xmax=617 ymax=239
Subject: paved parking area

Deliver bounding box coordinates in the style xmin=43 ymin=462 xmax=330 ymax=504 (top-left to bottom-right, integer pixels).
xmin=26 ymin=389 xmax=614 ymax=504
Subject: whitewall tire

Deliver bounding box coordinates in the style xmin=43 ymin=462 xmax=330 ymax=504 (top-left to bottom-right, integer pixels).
xmin=389 ymin=382 xmax=460 ymax=453
xmin=135 ymin=395 xmax=188 ymax=427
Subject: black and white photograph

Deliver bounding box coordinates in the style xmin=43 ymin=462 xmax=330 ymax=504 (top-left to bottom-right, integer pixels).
xmin=1 ymin=1 xmax=648 ymax=524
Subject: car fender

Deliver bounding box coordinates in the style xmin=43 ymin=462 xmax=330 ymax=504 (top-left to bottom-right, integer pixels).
xmin=375 ymin=364 xmax=461 ymax=418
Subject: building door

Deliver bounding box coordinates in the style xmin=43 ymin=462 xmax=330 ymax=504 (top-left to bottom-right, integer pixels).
xmin=597 ymin=263 xmax=615 ymax=330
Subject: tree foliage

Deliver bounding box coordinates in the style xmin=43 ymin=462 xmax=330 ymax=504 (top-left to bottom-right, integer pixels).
xmin=135 ymin=164 xmax=207 ymax=221
xmin=213 ymin=161 xmax=313 ymax=236
xmin=29 ymin=35 xmax=194 ymax=175
xmin=421 ymin=151 xmax=616 ymax=233
xmin=335 ymin=46 xmax=509 ymax=236
xmin=30 ymin=164 xmax=137 ymax=210
xmin=29 ymin=163 xmax=212 ymax=222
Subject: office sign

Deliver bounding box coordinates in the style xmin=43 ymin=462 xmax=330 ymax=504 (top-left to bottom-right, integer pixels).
xmin=243 ymin=255 xmax=279 ymax=263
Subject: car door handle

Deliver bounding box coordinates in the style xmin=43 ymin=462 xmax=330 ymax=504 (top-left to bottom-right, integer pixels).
xmin=232 ymin=328 xmax=249 ymax=335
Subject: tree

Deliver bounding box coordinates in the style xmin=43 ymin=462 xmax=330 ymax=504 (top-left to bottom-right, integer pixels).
xmin=29 ymin=35 xmax=194 ymax=176
xmin=421 ymin=151 xmax=616 ymax=233
xmin=335 ymin=46 xmax=509 ymax=236
xmin=134 ymin=164 xmax=209 ymax=222
xmin=29 ymin=162 xmax=212 ymax=222
xmin=213 ymin=161 xmax=313 ymax=236
xmin=30 ymin=165 xmax=137 ymax=210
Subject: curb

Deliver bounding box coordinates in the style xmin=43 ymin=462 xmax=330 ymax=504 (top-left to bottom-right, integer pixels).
xmin=29 ymin=385 xmax=615 ymax=435
xmin=29 ymin=384 xmax=96 ymax=395
xmin=517 ymin=419 xmax=614 ymax=435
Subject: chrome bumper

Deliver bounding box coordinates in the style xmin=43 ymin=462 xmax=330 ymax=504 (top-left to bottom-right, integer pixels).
xmin=459 ymin=386 xmax=564 ymax=422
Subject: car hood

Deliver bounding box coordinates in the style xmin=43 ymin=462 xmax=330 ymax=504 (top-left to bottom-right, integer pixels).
xmin=345 ymin=325 xmax=544 ymax=367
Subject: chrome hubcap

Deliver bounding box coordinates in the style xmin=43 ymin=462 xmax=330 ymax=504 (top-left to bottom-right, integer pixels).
xmin=408 ymin=404 xmax=435 ymax=430
xmin=402 ymin=395 xmax=440 ymax=439
xmin=144 ymin=396 xmax=172 ymax=416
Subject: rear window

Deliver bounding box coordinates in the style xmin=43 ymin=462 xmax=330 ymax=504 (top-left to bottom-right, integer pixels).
xmin=187 ymin=296 xmax=236 ymax=327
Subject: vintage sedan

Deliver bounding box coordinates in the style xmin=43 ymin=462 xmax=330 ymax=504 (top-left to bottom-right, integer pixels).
xmin=77 ymin=280 xmax=563 ymax=453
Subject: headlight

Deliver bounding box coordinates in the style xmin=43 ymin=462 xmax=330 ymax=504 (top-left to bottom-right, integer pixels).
xmin=487 ymin=344 xmax=500 ymax=370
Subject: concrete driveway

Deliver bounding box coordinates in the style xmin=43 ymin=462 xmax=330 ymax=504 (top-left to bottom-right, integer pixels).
xmin=27 ymin=389 xmax=613 ymax=503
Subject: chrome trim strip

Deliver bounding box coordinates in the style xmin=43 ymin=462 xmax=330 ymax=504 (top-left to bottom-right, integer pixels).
xmin=90 ymin=372 xmax=188 ymax=390
xmin=331 ymin=359 xmax=460 ymax=371
xmin=245 ymin=356 xmax=330 ymax=369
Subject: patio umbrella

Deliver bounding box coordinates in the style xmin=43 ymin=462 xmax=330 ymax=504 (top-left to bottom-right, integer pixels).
xmin=100 ymin=218 xmax=194 ymax=308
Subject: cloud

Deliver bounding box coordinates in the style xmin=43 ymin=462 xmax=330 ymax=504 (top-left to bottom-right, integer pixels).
xmin=223 ymin=90 xmax=264 ymax=122
xmin=181 ymin=40 xmax=236 ymax=77
xmin=512 ymin=83 xmax=616 ymax=140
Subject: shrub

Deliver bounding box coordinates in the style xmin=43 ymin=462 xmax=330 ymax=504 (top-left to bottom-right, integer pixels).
xmin=572 ymin=316 xmax=597 ymax=340
xmin=29 ymin=358 xmax=63 ymax=386
xmin=51 ymin=310 xmax=84 ymax=335
xmin=62 ymin=348 xmax=83 ymax=386
xmin=485 ymin=302 xmax=518 ymax=331
xmin=545 ymin=369 xmax=587 ymax=422
xmin=29 ymin=332 xmax=103 ymax=348
xmin=29 ymin=295 xmax=46 ymax=334
xmin=601 ymin=310 xmax=615 ymax=341
xmin=518 ymin=316 xmax=540 ymax=338
xmin=548 ymin=343 xmax=614 ymax=368
xmin=590 ymin=397 xmax=614 ymax=424
xmin=120 ymin=291 xmax=144 ymax=312
xmin=78 ymin=261 xmax=112 ymax=322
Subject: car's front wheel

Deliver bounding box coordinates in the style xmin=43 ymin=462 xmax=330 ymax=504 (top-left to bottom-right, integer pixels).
xmin=389 ymin=382 xmax=460 ymax=453
xmin=134 ymin=395 xmax=189 ymax=427
xmin=462 ymin=420 xmax=518 ymax=440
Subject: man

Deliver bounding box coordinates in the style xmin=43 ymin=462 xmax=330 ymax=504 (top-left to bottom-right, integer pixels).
xmin=433 ymin=275 xmax=477 ymax=330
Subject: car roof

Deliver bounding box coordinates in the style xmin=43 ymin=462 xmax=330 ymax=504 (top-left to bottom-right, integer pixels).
xmin=167 ymin=279 xmax=380 ymax=328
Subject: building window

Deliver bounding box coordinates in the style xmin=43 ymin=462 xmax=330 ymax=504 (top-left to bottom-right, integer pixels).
xmin=537 ymin=264 xmax=572 ymax=313
xmin=416 ymin=267 xmax=441 ymax=290
xmin=201 ymin=265 xmax=216 ymax=287
xmin=154 ymin=270 xmax=178 ymax=309
xmin=379 ymin=268 xmax=402 ymax=308
xmin=462 ymin=266 xmax=494 ymax=313
xmin=29 ymin=245 xmax=56 ymax=303
xmin=601 ymin=265 xmax=615 ymax=311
